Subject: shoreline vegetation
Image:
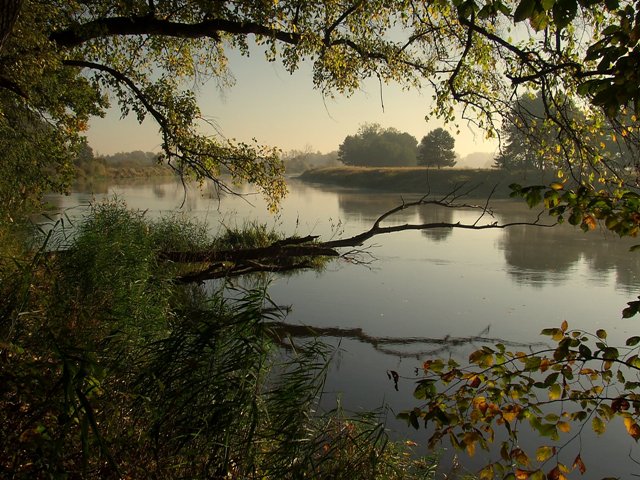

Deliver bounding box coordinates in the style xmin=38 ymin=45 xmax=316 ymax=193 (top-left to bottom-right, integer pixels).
xmin=299 ymin=166 xmax=556 ymax=197
xmin=79 ymin=164 xmax=174 ymax=179
xmin=1 ymin=201 xmax=437 ymax=479
xmin=75 ymin=162 xmax=174 ymax=181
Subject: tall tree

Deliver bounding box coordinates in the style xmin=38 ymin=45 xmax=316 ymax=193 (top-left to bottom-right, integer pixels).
xmin=493 ymin=93 xmax=567 ymax=173
xmin=494 ymin=92 xmax=638 ymax=177
xmin=417 ymin=128 xmax=457 ymax=169
xmin=339 ymin=124 xmax=417 ymax=167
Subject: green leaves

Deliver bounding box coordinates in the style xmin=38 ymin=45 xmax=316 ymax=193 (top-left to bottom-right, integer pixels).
xmin=510 ymin=184 xmax=640 ymax=240
xmin=623 ymin=297 xmax=640 ymax=318
xmin=514 ymin=0 xmax=537 ymax=22
xmin=513 ymin=0 xmax=581 ymax=30
xmin=413 ymin=379 xmax=436 ymax=400
xmin=592 ymin=416 xmax=606 ymax=434
xmin=402 ymin=322 xmax=640 ymax=477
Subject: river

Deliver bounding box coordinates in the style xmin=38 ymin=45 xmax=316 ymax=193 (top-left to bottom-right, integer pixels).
xmin=42 ymin=176 xmax=640 ymax=478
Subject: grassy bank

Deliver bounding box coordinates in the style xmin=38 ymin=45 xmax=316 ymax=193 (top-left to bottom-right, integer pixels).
xmin=299 ymin=166 xmax=555 ymax=197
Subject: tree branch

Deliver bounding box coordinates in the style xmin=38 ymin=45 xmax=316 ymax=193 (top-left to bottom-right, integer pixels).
xmin=165 ymin=196 xmax=557 ymax=283
xmin=63 ymin=59 xmax=169 ymax=132
xmin=0 ymin=0 xmax=22 ymax=53
xmin=51 ymin=16 xmax=301 ymax=49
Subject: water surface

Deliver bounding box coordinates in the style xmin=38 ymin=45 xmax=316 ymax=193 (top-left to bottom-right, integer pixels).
xmin=43 ymin=177 xmax=640 ymax=477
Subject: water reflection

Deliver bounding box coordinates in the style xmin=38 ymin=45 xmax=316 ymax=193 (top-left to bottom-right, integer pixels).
xmin=333 ymin=189 xmax=640 ymax=291
xmin=494 ymin=204 xmax=640 ymax=291
xmin=337 ymin=191 xmax=417 ymax=223
xmin=416 ymin=204 xmax=454 ymax=242
xmin=267 ymin=321 xmax=547 ymax=359
xmin=38 ymin=178 xmax=640 ymax=478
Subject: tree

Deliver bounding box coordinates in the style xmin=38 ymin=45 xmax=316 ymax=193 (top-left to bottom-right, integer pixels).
xmin=493 ymin=92 xmax=590 ymax=175
xmin=0 ymin=0 xmax=638 ymax=219
xmin=338 ymin=124 xmax=417 ymax=167
xmin=417 ymin=128 xmax=457 ymax=169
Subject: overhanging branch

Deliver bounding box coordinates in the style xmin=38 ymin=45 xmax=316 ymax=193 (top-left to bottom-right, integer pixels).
xmin=51 ymin=16 xmax=301 ymax=49
xmin=167 ymin=195 xmax=556 ymax=283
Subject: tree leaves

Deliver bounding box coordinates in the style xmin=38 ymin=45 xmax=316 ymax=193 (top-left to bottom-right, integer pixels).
xmin=592 ymin=416 xmax=606 ymax=434
xmin=417 ymin=128 xmax=457 ymax=169
xmin=536 ymin=445 xmax=555 ymax=462
xmin=399 ymin=322 xmax=640 ymax=477
xmin=624 ymin=416 xmax=640 ymax=440
xmin=510 ymin=185 xmax=640 ymax=282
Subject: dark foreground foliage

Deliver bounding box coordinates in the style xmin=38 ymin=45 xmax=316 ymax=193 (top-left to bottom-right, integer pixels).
xmin=0 ymin=202 xmax=435 ymax=479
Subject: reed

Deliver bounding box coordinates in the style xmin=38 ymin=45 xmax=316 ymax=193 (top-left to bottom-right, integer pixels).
xmin=0 ymin=201 xmax=436 ymax=479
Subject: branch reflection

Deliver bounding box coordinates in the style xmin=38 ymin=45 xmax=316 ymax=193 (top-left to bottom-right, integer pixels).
xmin=265 ymin=321 xmax=547 ymax=359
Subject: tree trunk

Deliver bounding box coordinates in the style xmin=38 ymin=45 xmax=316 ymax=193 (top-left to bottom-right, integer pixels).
xmin=0 ymin=0 xmax=22 ymax=52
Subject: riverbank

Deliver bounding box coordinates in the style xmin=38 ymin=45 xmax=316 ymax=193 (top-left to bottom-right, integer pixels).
xmin=299 ymin=166 xmax=554 ymax=196
xmin=76 ymin=163 xmax=174 ymax=180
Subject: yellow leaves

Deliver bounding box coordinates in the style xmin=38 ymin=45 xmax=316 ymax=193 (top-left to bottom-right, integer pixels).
xmin=463 ymin=431 xmax=480 ymax=457
xmin=536 ymin=445 xmax=555 ymax=462
xmin=573 ymin=454 xmax=586 ymax=474
xmin=539 ymin=358 xmax=550 ymax=373
xmin=422 ymin=359 xmax=445 ymax=373
xmin=548 ymin=384 xmax=562 ymax=401
xmin=547 ymin=464 xmax=569 ymax=480
xmin=556 ymin=421 xmax=570 ymax=433
xmin=582 ymin=214 xmax=597 ymax=231
xmin=467 ymin=374 xmax=482 ymax=389
xmin=515 ymin=468 xmax=545 ymax=479
xmin=469 ymin=349 xmax=494 ymax=367
xmin=502 ymin=404 xmax=522 ymax=423
xmin=592 ymin=416 xmax=606 ymax=435
xmin=473 ymin=396 xmax=488 ymax=414
xmin=478 ymin=463 xmax=494 ymax=480
xmin=511 ymin=447 xmax=530 ymax=466
xmin=623 ymin=417 xmax=640 ymax=440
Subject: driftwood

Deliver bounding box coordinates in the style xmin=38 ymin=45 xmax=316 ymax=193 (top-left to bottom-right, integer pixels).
xmin=165 ymin=193 xmax=555 ymax=283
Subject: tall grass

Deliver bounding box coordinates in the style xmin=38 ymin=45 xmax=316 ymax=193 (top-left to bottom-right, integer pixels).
xmin=0 ymin=201 xmax=436 ymax=479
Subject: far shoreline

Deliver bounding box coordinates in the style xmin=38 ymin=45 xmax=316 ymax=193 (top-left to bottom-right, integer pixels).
xmin=297 ymin=166 xmax=554 ymax=197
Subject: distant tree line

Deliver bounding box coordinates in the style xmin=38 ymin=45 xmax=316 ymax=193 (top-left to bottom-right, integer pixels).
xmin=102 ymin=150 xmax=160 ymax=166
xmin=282 ymin=148 xmax=340 ymax=174
xmin=338 ymin=123 xmax=457 ymax=169
xmin=74 ymin=141 xmax=165 ymax=178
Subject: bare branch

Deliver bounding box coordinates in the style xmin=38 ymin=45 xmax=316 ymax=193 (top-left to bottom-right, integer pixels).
xmin=165 ymin=195 xmax=556 ymax=283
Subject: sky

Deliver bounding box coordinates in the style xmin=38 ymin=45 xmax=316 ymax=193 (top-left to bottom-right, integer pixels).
xmin=86 ymin=46 xmax=499 ymax=164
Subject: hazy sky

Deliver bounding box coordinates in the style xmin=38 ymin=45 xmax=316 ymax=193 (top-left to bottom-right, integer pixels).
xmin=86 ymin=45 xmax=499 ymax=162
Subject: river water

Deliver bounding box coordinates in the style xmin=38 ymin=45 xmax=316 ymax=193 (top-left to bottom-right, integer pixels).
xmin=42 ymin=176 xmax=640 ymax=478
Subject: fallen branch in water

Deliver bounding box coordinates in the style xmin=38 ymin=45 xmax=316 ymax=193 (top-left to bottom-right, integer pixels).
xmin=166 ymin=192 xmax=556 ymax=283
